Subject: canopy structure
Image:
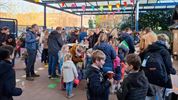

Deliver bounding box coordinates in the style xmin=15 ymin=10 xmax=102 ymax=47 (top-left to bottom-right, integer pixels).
xmin=25 ymin=0 xmax=177 ymax=15
xmin=24 ymin=0 xmax=178 ymax=30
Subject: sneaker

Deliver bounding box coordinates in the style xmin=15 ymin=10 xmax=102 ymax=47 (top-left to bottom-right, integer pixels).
xmin=31 ymin=74 xmax=40 ymax=77
xmin=48 ymin=75 xmax=51 ymax=79
xmin=26 ymin=77 xmax=34 ymax=81
xmin=67 ymin=94 xmax=74 ymax=99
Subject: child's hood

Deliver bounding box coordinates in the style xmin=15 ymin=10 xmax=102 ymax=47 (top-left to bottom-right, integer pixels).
xmin=0 ymin=60 xmax=12 ymax=76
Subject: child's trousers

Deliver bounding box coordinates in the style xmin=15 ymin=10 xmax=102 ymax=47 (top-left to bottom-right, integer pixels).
xmin=66 ymin=81 xmax=73 ymax=96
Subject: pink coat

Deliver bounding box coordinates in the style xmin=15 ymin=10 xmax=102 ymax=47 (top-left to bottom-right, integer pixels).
xmin=113 ymin=56 xmax=120 ymax=69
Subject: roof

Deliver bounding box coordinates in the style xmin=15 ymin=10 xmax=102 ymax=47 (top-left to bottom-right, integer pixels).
xmin=25 ymin=0 xmax=178 ymax=15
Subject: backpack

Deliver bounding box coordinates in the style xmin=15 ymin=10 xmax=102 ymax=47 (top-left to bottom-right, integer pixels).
xmin=141 ymin=50 xmax=168 ymax=87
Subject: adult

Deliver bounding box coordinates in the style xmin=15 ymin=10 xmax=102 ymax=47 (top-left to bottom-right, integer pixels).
xmin=41 ymin=30 xmax=49 ymax=64
xmin=140 ymin=27 xmax=157 ymax=52
xmin=0 ymin=27 xmax=16 ymax=47
xmin=93 ymin=33 xmax=116 ymax=73
xmin=48 ymin=30 xmax=63 ymax=78
xmin=25 ymin=24 xmax=40 ymax=81
xmin=0 ymin=27 xmax=8 ymax=46
xmin=140 ymin=34 xmax=176 ymax=100
xmin=78 ymin=28 xmax=87 ymax=43
xmin=91 ymin=28 xmax=100 ymax=48
xmin=0 ymin=46 xmax=22 ymax=100
xmin=68 ymin=29 xmax=79 ymax=43
xmin=120 ymin=27 xmax=135 ymax=54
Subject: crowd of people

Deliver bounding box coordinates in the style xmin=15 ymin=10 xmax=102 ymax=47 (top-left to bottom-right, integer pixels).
xmin=0 ymin=24 xmax=177 ymax=100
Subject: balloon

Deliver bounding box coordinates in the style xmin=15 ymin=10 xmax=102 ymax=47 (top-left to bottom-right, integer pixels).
xmin=34 ymin=0 xmax=40 ymax=2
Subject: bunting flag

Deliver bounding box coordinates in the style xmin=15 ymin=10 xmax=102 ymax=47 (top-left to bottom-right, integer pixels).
xmin=91 ymin=5 xmax=95 ymax=11
xmin=116 ymin=3 xmax=120 ymax=8
xmin=112 ymin=11 xmax=115 ymax=15
xmin=130 ymin=0 xmax=134 ymax=6
xmin=71 ymin=3 xmax=77 ymax=7
xmin=124 ymin=1 xmax=127 ymax=7
xmin=34 ymin=0 xmax=40 ymax=2
xmin=108 ymin=4 xmax=112 ymax=11
xmin=100 ymin=5 xmax=104 ymax=11
xmin=118 ymin=9 xmax=121 ymax=13
xmin=82 ymin=5 xmax=86 ymax=11
xmin=61 ymin=2 xmax=65 ymax=7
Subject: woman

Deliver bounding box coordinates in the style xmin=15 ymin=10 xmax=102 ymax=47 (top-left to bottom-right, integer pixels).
xmin=41 ymin=30 xmax=49 ymax=64
xmin=93 ymin=32 xmax=116 ymax=73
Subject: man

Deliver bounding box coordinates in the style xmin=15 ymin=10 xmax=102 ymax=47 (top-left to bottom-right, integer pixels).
xmin=0 ymin=27 xmax=16 ymax=47
xmin=25 ymin=24 xmax=40 ymax=81
xmin=48 ymin=30 xmax=63 ymax=79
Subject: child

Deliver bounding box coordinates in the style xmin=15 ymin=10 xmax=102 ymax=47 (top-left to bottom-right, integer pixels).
xmin=116 ymin=54 xmax=149 ymax=100
xmin=0 ymin=45 xmax=22 ymax=100
xmin=86 ymin=50 xmax=112 ymax=100
xmin=58 ymin=45 xmax=69 ymax=75
xmin=61 ymin=53 xmax=78 ymax=99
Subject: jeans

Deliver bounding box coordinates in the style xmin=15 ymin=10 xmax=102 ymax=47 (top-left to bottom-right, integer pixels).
xmin=48 ymin=53 xmax=58 ymax=77
xmin=26 ymin=49 xmax=37 ymax=77
xmin=66 ymin=81 xmax=73 ymax=96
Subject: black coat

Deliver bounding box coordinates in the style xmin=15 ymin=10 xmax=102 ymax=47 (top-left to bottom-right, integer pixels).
xmin=87 ymin=66 xmax=111 ymax=100
xmin=48 ymin=31 xmax=64 ymax=56
xmin=91 ymin=32 xmax=100 ymax=47
xmin=117 ymin=70 xmax=149 ymax=100
xmin=140 ymin=41 xmax=176 ymax=75
xmin=0 ymin=60 xmax=22 ymax=100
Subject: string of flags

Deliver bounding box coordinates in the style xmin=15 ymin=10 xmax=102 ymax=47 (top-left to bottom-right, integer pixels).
xmin=36 ymin=0 xmax=135 ymax=15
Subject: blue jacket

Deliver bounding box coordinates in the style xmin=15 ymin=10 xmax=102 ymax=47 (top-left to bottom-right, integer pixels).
xmin=78 ymin=32 xmax=87 ymax=43
xmin=25 ymin=31 xmax=37 ymax=50
xmin=0 ymin=60 xmax=22 ymax=100
xmin=87 ymin=66 xmax=111 ymax=100
xmin=93 ymin=42 xmax=116 ymax=73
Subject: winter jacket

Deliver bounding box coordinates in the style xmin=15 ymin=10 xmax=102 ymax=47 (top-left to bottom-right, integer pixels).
xmin=117 ymin=70 xmax=149 ymax=100
xmin=25 ymin=31 xmax=37 ymax=50
xmin=78 ymin=32 xmax=87 ymax=43
xmin=120 ymin=33 xmax=135 ymax=53
xmin=87 ymin=65 xmax=111 ymax=100
xmin=140 ymin=41 xmax=176 ymax=75
xmin=62 ymin=60 xmax=78 ymax=83
xmin=0 ymin=60 xmax=22 ymax=100
xmin=139 ymin=41 xmax=176 ymax=87
xmin=93 ymin=42 xmax=116 ymax=73
xmin=48 ymin=31 xmax=63 ymax=56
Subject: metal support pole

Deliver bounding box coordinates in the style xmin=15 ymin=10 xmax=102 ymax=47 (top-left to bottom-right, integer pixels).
xmin=44 ymin=3 xmax=47 ymax=29
xmin=81 ymin=15 xmax=83 ymax=28
xmin=135 ymin=0 xmax=139 ymax=32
